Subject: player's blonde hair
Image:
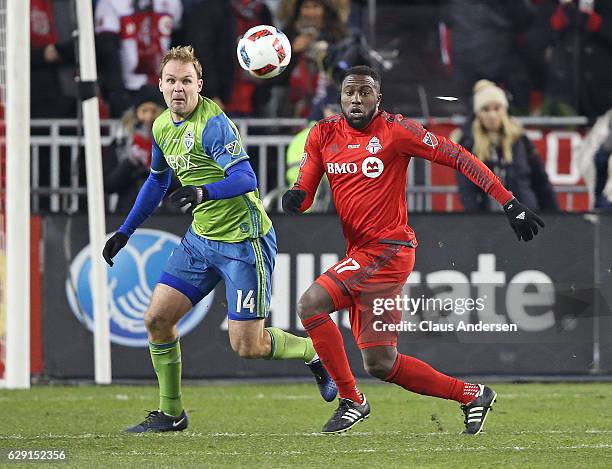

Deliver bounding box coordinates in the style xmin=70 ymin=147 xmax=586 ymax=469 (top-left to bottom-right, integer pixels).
xmin=160 ymin=45 xmax=203 ymax=79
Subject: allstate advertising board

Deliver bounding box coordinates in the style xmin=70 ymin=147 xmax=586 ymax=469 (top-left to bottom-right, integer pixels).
xmin=43 ymin=214 xmax=611 ymax=378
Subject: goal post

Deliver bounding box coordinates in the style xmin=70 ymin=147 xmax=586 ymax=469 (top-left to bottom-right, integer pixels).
xmin=75 ymin=0 xmax=112 ymax=384
xmin=4 ymin=0 xmax=31 ymax=389
xmin=1 ymin=0 xmax=112 ymax=386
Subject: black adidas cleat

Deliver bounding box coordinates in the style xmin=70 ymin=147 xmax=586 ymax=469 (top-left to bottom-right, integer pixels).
xmin=306 ymin=358 xmax=338 ymax=402
xmin=124 ymin=410 xmax=188 ymax=433
xmin=461 ymin=385 xmax=497 ymax=435
xmin=321 ymin=396 xmax=370 ymax=434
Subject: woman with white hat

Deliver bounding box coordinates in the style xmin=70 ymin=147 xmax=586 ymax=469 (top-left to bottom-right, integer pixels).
xmin=452 ymin=79 xmax=559 ymax=212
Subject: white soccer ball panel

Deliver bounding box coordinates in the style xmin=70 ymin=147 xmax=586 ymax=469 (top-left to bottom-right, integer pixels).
xmin=236 ymin=25 xmax=291 ymax=79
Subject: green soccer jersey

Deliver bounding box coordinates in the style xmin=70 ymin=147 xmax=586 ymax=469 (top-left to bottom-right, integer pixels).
xmin=151 ymin=96 xmax=271 ymax=242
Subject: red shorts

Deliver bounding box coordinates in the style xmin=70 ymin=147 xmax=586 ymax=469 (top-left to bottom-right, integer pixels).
xmin=316 ymin=240 xmax=416 ymax=349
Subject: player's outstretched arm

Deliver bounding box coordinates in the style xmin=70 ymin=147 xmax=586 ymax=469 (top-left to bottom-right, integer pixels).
xmin=503 ymin=197 xmax=545 ymax=242
xmin=393 ymin=116 xmax=545 ymax=242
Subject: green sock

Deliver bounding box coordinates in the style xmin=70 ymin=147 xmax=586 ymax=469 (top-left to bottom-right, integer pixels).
xmin=265 ymin=327 xmax=316 ymax=362
xmin=149 ymin=338 xmax=183 ymax=417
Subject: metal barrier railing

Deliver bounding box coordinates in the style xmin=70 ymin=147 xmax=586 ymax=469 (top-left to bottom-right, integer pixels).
xmin=24 ymin=118 xmax=590 ymax=214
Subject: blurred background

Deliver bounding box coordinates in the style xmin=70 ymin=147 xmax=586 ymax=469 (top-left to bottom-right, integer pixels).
xmin=22 ymin=0 xmax=612 ymax=216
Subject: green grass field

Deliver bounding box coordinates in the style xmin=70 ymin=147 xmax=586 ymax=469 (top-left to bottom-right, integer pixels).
xmin=1 ymin=382 xmax=611 ymax=468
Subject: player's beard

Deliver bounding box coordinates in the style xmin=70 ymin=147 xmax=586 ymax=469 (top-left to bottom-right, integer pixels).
xmin=342 ymin=107 xmax=377 ymax=130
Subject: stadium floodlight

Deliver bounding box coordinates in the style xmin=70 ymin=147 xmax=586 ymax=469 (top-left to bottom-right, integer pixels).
xmin=4 ymin=0 xmax=31 ymax=389
xmin=75 ymin=0 xmax=111 ymax=384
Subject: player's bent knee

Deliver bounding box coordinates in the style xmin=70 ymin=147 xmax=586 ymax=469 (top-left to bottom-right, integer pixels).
xmin=296 ymin=295 xmax=315 ymax=321
xmin=144 ymin=309 xmax=174 ymax=334
xmin=230 ymin=339 xmax=267 ymax=359
xmin=362 ymin=347 xmax=398 ymax=380
xmin=297 ymin=284 xmax=334 ymax=321
xmin=228 ymin=320 xmax=270 ymax=359
xmin=363 ymin=360 xmax=393 ymax=380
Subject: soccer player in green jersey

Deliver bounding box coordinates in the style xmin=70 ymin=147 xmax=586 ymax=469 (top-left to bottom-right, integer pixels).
xmin=102 ymin=46 xmax=337 ymax=432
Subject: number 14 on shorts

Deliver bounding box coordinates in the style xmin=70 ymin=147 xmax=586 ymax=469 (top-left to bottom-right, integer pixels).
xmin=236 ymin=289 xmax=255 ymax=313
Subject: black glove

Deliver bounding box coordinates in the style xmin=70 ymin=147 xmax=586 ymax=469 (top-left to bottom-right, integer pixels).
xmin=168 ymin=185 xmax=208 ymax=211
xmin=282 ymin=189 xmax=306 ymax=214
xmin=102 ymin=232 xmax=129 ymax=266
xmin=503 ymin=198 xmax=545 ymax=242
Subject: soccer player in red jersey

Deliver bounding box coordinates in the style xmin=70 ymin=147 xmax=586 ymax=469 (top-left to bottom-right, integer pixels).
xmin=282 ymin=65 xmax=544 ymax=435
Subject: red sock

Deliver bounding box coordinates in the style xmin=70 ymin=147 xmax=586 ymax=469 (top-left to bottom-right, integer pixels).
xmin=302 ymin=313 xmax=362 ymax=403
xmin=385 ymin=354 xmax=479 ymax=404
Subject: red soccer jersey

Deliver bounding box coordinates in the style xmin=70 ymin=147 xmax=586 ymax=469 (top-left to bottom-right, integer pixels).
xmin=294 ymin=111 xmax=513 ymax=253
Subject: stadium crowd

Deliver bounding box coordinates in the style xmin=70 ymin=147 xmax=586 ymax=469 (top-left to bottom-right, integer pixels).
xmin=29 ymin=0 xmax=612 ymax=211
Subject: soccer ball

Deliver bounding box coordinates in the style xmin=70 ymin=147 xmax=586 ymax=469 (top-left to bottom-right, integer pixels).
xmin=237 ymin=25 xmax=292 ymax=79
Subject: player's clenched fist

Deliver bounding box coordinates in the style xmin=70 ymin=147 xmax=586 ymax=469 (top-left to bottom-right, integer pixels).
xmin=282 ymin=189 xmax=306 ymax=214
xmin=503 ymin=198 xmax=545 ymax=242
xmin=102 ymin=232 xmax=129 ymax=266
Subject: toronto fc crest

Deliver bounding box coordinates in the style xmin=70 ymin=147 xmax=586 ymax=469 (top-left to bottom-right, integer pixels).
xmin=366 ymin=136 xmax=382 ymax=154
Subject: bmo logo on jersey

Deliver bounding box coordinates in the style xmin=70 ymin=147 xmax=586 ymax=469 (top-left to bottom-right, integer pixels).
xmin=326 ymin=156 xmax=385 ymax=178
xmin=326 ymin=162 xmax=359 ymax=174
xmin=362 ymin=156 xmax=384 ymax=178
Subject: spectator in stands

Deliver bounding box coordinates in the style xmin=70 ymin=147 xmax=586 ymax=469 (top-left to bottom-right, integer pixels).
xmin=576 ymin=108 xmax=612 ymax=210
xmin=94 ymin=0 xmax=183 ymax=117
xmin=453 ymin=80 xmax=559 ymax=212
xmin=445 ymin=0 xmax=540 ymax=115
xmin=278 ymin=0 xmax=351 ymax=26
xmin=31 ymin=0 xmax=76 ymax=118
xmin=542 ymin=0 xmax=612 ymax=119
xmin=179 ymin=0 xmax=236 ymax=111
xmin=103 ymin=86 xmax=173 ymax=213
xmin=279 ymin=0 xmax=349 ymax=118
xmin=225 ymin=0 xmax=274 ymax=116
